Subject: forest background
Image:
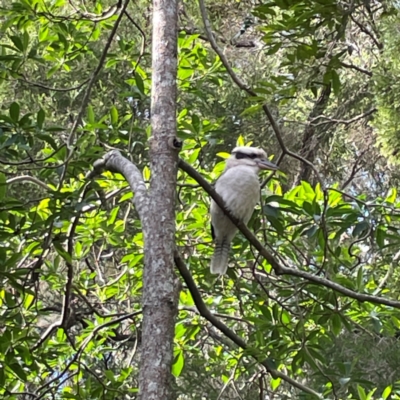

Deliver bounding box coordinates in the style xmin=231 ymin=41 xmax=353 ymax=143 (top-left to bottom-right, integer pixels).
xmin=1 ymin=0 xmax=400 ymax=398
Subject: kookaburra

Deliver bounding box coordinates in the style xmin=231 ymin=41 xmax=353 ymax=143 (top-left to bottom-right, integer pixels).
xmin=210 ymin=146 xmax=278 ymax=275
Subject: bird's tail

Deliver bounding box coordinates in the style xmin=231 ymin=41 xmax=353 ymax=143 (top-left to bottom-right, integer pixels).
xmin=210 ymin=239 xmax=230 ymax=275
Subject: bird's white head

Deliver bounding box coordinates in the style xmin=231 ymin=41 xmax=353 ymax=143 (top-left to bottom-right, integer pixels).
xmin=225 ymin=146 xmax=279 ymax=173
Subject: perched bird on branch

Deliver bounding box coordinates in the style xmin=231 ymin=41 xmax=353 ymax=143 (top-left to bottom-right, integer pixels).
xmin=210 ymin=146 xmax=278 ymax=275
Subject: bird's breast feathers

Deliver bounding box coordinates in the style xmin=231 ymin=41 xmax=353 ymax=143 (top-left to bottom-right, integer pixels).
xmin=215 ymin=166 xmax=260 ymax=221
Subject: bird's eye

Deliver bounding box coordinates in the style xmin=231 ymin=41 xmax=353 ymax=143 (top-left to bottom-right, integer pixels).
xmin=235 ymin=152 xmax=248 ymax=159
xmin=235 ymin=152 xmax=259 ymax=160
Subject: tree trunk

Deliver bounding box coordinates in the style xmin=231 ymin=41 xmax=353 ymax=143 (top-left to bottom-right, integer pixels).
xmin=138 ymin=0 xmax=179 ymax=398
xmin=295 ymin=84 xmax=331 ymax=186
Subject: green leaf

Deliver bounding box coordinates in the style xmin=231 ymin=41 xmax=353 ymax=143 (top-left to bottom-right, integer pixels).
xmin=323 ymin=70 xmax=332 ymax=85
xmin=385 ymin=188 xmax=397 ymax=203
xmin=143 ymin=166 xmax=151 ymax=181
xmin=53 ymin=242 xmax=72 ymax=263
xmin=8 ymin=363 xmax=27 ymax=381
xmin=302 ymin=201 xmax=314 ymax=216
xmin=0 ymin=173 xmax=6 ymax=200
xmin=301 ymin=180 xmax=314 ymax=194
xmin=188 ymin=148 xmax=200 ymax=163
xmin=10 ymin=36 xmax=24 ymax=52
xmin=87 ymin=105 xmax=95 ymax=124
xmin=264 ymin=195 xmax=303 ymax=214
xmin=39 ymin=26 xmax=49 ymax=41
xmin=0 ymin=365 xmax=4 ymax=387
xmin=266 ymin=43 xmax=281 ymax=55
xmin=37 ymin=108 xmax=45 ymax=128
xmin=36 ymin=133 xmax=58 ymax=150
xmin=23 ymin=31 xmax=29 ymax=51
xmin=120 ymin=192 xmax=133 ymax=202
xmin=19 ymin=113 xmax=32 ymax=127
xmin=303 ymin=225 xmax=318 ymax=238
xmin=366 ymin=388 xmax=377 ymax=400
xmin=270 ymin=377 xmax=281 ymax=390
xmin=357 ymin=385 xmax=367 ymax=400
xmin=237 ymin=135 xmax=245 ymax=146
xmin=172 ymin=349 xmax=184 ymax=377
xmin=104 ymin=369 xmax=115 ymax=382
xmin=281 ymin=310 xmax=291 ymax=324
xmin=24 ymin=293 xmax=35 ymax=309
xmin=331 ymin=70 xmax=341 ymax=96
xmin=240 ymin=104 xmax=262 ymax=116
xmin=376 ymin=226 xmax=385 ymax=249
xmin=263 ymin=204 xmax=279 ymax=218
xmin=108 ymin=206 xmax=120 ymax=226
xmin=216 ymin=152 xmax=230 ymax=159
xmin=356 ymin=267 xmax=363 ymax=291
xmin=135 ymin=74 xmax=145 ymax=94
xmin=259 ymin=305 xmax=272 ymax=320
xmin=353 ymin=221 xmax=369 ymax=237
xmin=62 ymin=393 xmax=79 ymax=399
xmin=191 ymin=114 xmax=200 ymax=134
xmin=110 ymin=106 xmax=118 ymax=126
xmin=9 ymin=102 xmax=20 ymax=122
xmin=266 ymin=215 xmax=284 ymax=235
xmin=382 ymin=385 xmax=392 ymax=400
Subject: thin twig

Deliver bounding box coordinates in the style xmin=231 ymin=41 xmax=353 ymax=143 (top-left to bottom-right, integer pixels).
xmin=7 ymin=175 xmax=49 ymax=190
xmin=341 ymin=149 xmax=368 ymax=189
xmin=351 ymin=15 xmax=383 ymax=49
xmin=339 ymin=61 xmax=373 ymax=76
xmin=310 ymin=108 xmax=377 ymax=127
xmin=19 ymin=75 xmax=90 ymax=92
xmin=67 ymin=0 xmax=121 ymax=22
xmin=124 ymin=11 xmax=146 ymax=74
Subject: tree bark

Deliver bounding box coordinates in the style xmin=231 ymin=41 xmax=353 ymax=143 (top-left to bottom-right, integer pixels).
xmin=92 ymin=145 xmax=179 ymax=399
xmin=295 ymin=84 xmax=331 ymax=186
xmin=138 ymin=0 xmax=179 ymax=398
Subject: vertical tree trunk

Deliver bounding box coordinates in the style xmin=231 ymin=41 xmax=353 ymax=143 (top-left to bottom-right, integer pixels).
xmin=138 ymin=0 xmax=179 ymax=398
xmin=294 ymin=84 xmax=331 ymax=186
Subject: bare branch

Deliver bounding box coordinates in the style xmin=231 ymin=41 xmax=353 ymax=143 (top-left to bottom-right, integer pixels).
xmin=91 ymin=150 xmax=149 ymax=219
xmin=339 ymin=61 xmax=373 ymax=77
xmin=18 ymin=75 xmax=90 ymax=92
xmin=310 ymin=108 xmax=377 ymax=127
xmin=180 ymin=27 xmax=256 ymax=47
xmin=124 ymin=11 xmax=147 ymax=74
xmin=67 ymin=0 xmax=122 ymax=22
xmin=7 ymin=175 xmax=49 ymax=190
xmin=31 ymin=321 xmax=60 ymax=352
xmin=351 ymin=15 xmax=383 ymax=50
xmin=0 ymin=145 xmax=66 ymax=166
xmin=341 ymin=149 xmax=368 ymax=190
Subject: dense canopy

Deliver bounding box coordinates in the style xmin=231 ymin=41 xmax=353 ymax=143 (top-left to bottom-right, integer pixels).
xmin=2 ymin=0 xmax=400 ymax=399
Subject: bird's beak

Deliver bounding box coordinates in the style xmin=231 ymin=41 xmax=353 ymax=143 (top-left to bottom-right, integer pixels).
xmin=257 ymin=159 xmax=279 ymax=171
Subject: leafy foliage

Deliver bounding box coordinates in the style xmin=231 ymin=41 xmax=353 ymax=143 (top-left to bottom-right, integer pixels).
xmin=1 ymin=0 xmax=400 ymax=399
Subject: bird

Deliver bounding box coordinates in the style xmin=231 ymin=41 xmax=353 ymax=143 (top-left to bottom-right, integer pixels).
xmin=210 ymin=146 xmax=278 ymax=275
